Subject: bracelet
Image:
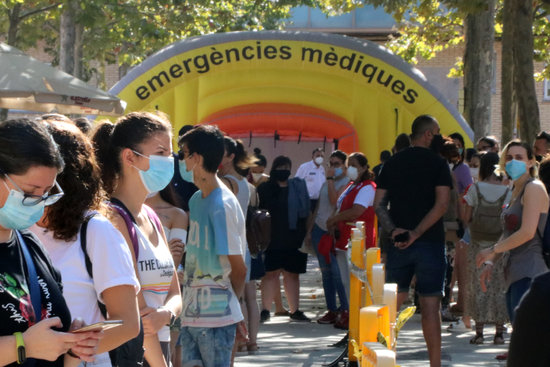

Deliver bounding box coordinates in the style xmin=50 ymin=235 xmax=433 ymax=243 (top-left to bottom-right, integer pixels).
xmin=483 ymin=260 xmax=494 ymax=266
xmin=326 ymin=176 xmax=334 ymax=180
xmin=158 ymin=306 xmax=176 ymax=326
xmin=67 ymin=349 xmax=80 ymax=359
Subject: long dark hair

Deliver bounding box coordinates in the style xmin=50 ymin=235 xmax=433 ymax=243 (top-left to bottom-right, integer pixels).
xmin=269 ymin=155 xmax=292 ymax=179
xmin=348 ymin=152 xmax=373 ymax=182
xmin=46 ymin=124 xmax=107 ymax=241
xmin=479 ymin=152 xmax=500 ymax=182
xmin=0 ymin=119 xmax=64 ymax=175
xmin=224 ymin=136 xmax=257 ymax=176
xmin=92 ymin=112 xmax=172 ymax=195
xmin=253 ymin=148 xmax=267 ymax=167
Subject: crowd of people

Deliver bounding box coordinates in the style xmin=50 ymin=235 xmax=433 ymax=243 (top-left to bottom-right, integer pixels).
xmin=2 ymin=111 xmax=550 ymax=367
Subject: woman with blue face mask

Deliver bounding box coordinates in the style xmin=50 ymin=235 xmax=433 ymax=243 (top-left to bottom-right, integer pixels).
xmin=326 ymin=152 xmax=377 ymax=330
xmin=93 ymin=112 xmax=182 ymax=367
xmin=477 ymin=140 xmax=549 ymax=332
xmin=0 ymin=119 xmax=103 ymax=366
xmin=30 ymin=121 xmax=141 ymax=367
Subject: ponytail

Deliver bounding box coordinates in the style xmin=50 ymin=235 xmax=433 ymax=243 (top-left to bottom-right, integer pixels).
xmin=91 ymin=112 xmax=172 ymax=195
xmin=92 ymin=121 xmax=118 ymax=195
xmin=224 ymin=136 xmax=257 ymax=175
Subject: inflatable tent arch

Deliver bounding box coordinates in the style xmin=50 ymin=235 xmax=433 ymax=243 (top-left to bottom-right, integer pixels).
xmin=110 ymin=31 xmax=473 ymax=161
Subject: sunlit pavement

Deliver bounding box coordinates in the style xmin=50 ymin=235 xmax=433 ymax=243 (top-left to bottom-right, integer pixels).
xmin=235 ymin=257 xmax=509 ymax=366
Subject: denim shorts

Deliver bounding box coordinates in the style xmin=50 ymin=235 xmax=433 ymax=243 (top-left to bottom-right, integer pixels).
xmin=385 ymin=240 xmax=447 ymax=297
xmin=179 ymin=324 xmax=237 ymax=367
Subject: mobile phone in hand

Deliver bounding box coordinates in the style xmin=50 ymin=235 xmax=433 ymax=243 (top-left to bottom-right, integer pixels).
xmin=72 ymin=320 xmax=123 ymax=333
xmin=394 ymin=231 xmax=410 ymax=243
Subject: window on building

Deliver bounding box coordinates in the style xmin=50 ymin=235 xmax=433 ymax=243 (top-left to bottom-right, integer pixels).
xmin=544 ymin=78 xmax=550 ymax=101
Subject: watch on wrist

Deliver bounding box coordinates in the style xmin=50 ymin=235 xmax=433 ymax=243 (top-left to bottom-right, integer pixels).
xmin=14 ymin=332 xmax=26 ymax=365
xmin=159 ymin=307 xmax=176 ymax=326
xmin=326 ymin=176 xmax=334 ymax=180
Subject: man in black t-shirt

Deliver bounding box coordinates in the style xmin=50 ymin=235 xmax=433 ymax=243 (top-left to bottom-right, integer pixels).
xmin=374 ymin=115 xmax=451 ymax=367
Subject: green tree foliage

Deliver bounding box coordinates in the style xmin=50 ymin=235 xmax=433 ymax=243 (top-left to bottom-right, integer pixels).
xmin=1 ymin=0 xmax=316 ymax=84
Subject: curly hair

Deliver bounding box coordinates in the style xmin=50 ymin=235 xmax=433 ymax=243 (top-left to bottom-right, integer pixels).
xmin=45 ymin=123 xmax=108 ymax=241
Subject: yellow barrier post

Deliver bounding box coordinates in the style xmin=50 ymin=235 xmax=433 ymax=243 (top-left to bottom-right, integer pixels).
xmin=372 ymin=264 xmax=385 ymax=305
xmin=361 ymin=342 xmax=396 ymax=367
xmin=383 ymin=283 xmax=398 ymax=350
xmin=349 ymin=227 xmax=364 ymax=362
xmin=359 ymin=305 xmax=390 ymax=348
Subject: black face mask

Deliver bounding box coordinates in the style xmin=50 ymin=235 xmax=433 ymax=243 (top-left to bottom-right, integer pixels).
xmin=272 ymin=169 xmax=291 ymax=182
xmin=430 ymin=134 xmax=444 ymax=154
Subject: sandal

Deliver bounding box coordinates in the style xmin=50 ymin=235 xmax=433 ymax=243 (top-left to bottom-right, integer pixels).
xmin=493 ymin=335 xmax=505 ymax=345
xmin=469 ymin=334 xmax=484 ymax=344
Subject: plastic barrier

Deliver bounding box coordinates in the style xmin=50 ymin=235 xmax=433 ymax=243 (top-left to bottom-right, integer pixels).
xmin=359 ymin=305 xmax=390 ymax=346
xmin=361 ymin=342 xmax=396 ymax=367
xmin=348 ymin=221 xmax=397 ymax=367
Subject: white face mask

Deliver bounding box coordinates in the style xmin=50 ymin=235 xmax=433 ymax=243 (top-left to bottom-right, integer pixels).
xmin=469 ymin=167 xmax=479 ymax=180
xmin=251 ymin=173 xmax=263 ymax=182
xmin=347 ymin=166 xmax=358 ymax=181
xmin=314 ymin=156 xmax=324 ymax=165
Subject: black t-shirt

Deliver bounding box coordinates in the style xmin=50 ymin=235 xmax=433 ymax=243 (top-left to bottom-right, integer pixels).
xmin=0 ymin=230 xmax=72 ymax=367
xmin=257 ymin=181 xmax=306 ymax=250
xmin=377 ymin=146 xmax=452 ymax=243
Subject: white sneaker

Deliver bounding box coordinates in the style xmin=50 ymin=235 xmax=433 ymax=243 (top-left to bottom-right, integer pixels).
xmin=446 ymin=319 xmax=472 ymax=333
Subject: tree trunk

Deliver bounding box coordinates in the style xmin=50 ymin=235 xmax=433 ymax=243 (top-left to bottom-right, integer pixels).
xmin=463 ymin=0 xmax=495 ymax=144
xmin=74 ymin=22 xmax=84 ymax=79
xmin=59 ymin=0 xmax=77 ymax=75
xmin=2 ymin=3 xmax=23 ymax=120
xmin=501 ymin=0 xmax=516 ymax=144
xmin=7 ymin=3 xmax=21 ymax=46
xmin=513 ymin=0 xmax=539 ymax=143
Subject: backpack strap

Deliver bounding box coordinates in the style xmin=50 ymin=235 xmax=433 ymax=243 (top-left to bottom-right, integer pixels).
xmin=143 ymin=205 xmax=163 ymax=233
xmin=474 ymin=182 xmax=482 ymax=204
xmin=497 ymin=187 xmax=510 ymax=207
xmin=108 ymin=200 xmax=140 ymax=260
xmin=80 ymin=214 xmax=108 ymax=318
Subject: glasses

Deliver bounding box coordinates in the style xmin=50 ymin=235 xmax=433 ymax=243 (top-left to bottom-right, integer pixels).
xmin=177 ymin=150 xmax=192 ymax=160
xmin=3 ymin=174 xmax=64 ymax=206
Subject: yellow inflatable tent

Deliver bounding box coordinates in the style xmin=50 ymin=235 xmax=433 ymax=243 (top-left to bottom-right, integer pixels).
xmin=110 ymin=31 xmax=472 ymax=159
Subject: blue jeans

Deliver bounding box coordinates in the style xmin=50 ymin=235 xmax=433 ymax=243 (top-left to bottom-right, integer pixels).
xmin=179 ymin=324 xmax=237 ymax=367
xmin=506 ymin=277 xmax=532 ymax=323
xmin=312 ymin=224 xmax=349 ymax=311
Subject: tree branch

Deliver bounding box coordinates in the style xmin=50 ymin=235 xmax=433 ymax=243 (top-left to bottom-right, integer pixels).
xmin=19 ymin=3 xmax=60 ymax=21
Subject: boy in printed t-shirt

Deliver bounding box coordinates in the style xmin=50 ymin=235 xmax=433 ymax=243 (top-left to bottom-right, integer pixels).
xmin=178 ymin=125 xmax=247 ymax=367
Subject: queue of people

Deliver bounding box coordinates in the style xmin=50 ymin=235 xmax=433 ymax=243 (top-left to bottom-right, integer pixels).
xmin=3 ymin=111 xmax=550 ymax=367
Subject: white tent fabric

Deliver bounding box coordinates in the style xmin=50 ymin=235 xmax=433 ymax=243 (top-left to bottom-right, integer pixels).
xmin=0 ymin=43 xmax=125 ymax=115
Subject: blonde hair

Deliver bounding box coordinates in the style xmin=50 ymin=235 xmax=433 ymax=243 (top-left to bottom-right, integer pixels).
xmin=498 ymin=140 xmax=537 ymax=178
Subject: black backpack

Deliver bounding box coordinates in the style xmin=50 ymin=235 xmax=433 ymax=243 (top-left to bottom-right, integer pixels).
xmin=80 ymin=214 xmax=144 ymax=367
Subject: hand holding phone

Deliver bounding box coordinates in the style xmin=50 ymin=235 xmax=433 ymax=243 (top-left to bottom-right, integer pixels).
xmin=393 ymin=231 xmax=410 ymax=243
xmin=72 ymin=320 xmax=123 ymax=333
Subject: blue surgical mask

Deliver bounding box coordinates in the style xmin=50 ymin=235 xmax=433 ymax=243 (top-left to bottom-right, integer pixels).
xmin=178 ymin=160 xmax=194 ymax=183
xmin=0 ymin=181 xmax=46 ymax=230
xmin=505 ymin=159 xmax=527 ymax=180
xmin=458 ymin=148 xmax=464 ymax=156
xmin=133 ymin=151 xmax=174 ymax=193
xmin=334 ymin=168 xmax=343 ymax=178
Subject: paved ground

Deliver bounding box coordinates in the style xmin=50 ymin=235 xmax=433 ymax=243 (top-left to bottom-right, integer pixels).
xmin=234 ymin=257 xmax=509 ymax=366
